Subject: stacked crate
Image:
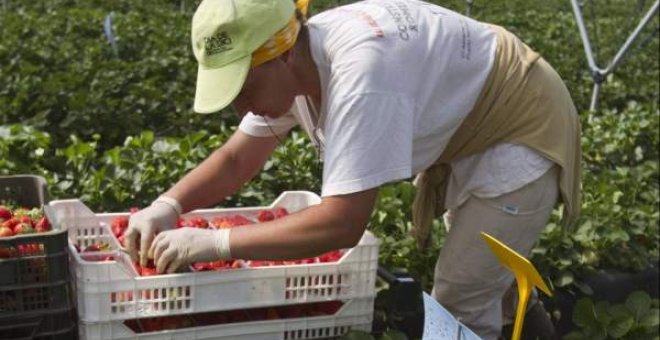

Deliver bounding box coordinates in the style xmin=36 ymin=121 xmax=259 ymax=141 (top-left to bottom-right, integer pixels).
xmin=47 ymin=191 xmax=379 ymax=339
xmin=0 ymin=175 xmax=77 ymax=340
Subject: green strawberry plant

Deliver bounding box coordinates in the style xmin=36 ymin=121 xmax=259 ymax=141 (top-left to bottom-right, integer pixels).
xmin=565 ymin=291 xmax=659 ymax=339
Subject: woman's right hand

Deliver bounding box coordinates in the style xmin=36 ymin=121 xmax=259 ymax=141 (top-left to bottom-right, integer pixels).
xmin=124 ymin=199 xmax=180 ymax=266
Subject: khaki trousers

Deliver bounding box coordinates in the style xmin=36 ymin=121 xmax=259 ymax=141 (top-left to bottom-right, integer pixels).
xmin=431 ymin=166 xmax=559 ymax=339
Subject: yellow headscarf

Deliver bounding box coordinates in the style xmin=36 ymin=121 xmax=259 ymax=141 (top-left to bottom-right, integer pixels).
xmin=251 ymin=0 xmax=310 ymax=68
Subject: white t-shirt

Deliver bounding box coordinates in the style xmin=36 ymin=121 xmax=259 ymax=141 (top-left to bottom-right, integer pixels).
xmin=239 ymin=0 xmax=552 ymax=202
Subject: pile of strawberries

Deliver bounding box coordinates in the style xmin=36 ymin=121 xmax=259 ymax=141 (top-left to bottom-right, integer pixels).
xmin=78 ymin=206 xmax=344 ymax=275
xmin=0 ymin=205 xmax=51 ymax=237
xmin=0 ymin=205 xmax=52 ymax=258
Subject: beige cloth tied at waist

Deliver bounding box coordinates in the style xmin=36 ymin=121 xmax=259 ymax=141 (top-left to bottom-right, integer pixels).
xmin=412 ymin=24 xmax=582 ymax=249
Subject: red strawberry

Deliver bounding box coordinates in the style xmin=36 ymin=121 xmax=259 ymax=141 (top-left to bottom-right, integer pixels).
xmin=257 ymin=210 xmax=275 ymax=222
xmin=137 ymin=260 xmax=158 ymax=276
xmin=211 ymin=215 xmax=253 ymax=229
xmin=82 ymin=242 xmax=111 ymax=252
xmin=189 ymin=217 xmax=208 ymax=228
xmin=210 ymin=217 xmax=232 ymax=229
xmin=229 ymin=215 xmax=252 ymax=226
xmin=17 ymin=243 xmax=40 ymax=256
xmin=192 ymin=262 xmax=212 ymax=272
xmin=319 ymin=250 xmax=343 ymax=263
xmin=0 ymin=226 xmax=14 ymax=237
xmin=34 ymin=217 xmax=51 ymax=233
xmin=272 ymin=207 xmax=289 ymax=219
xmin=0 ymin=206 xmax=12 ymax=221
xmin=209 ymin=260 xmax=226 ymax=270
xmin=140 ymin=266 xmax=158 ymax=276
xmin=246 ymin=260 xmax=272 ymax=268
xmin=2 ymin=218 xmax=20 ymax=231
xmin=175 ymin=218 xmax=186 ymax=228
xmin=300 ymin=257 xmax=320 ymax=264
xmin=14 ymin=222 xmax=35 ymax=234
xmin=110 ymin=216 xmax=128 ymax=237
xmin=17 ymin=216 xmax=34 ymax=227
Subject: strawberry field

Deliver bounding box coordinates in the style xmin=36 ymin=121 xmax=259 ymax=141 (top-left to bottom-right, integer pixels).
xmin=1 ymin=0 xmax=658 ymax=338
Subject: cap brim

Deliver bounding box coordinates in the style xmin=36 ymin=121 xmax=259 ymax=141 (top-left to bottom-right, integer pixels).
xmin=193 ymin=55 xmax=251 ymax=114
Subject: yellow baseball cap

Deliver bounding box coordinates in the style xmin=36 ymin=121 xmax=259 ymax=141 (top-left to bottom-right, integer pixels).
xmin=191 ymin=0 xmax=296 ymax=113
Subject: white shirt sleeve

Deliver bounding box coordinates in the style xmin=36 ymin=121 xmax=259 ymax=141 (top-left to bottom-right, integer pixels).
xmin=238 ymin=111 xmax=298 ymax=137
xmin=321 ymin=92 xmax=416 ymax=196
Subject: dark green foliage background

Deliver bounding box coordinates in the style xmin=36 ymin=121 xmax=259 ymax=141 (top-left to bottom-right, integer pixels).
xmin=1 ymin=0 xmax=658 ymax=334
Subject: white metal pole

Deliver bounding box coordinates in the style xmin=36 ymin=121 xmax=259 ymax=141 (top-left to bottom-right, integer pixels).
xmin=605 ymin=0 xmax=659 ymax=73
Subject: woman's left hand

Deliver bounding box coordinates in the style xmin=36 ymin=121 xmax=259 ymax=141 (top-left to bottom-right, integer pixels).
xmin=149 ymin=227 xmax=229 ymax=274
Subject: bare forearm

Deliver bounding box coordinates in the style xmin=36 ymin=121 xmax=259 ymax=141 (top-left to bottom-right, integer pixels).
xmin=230 ymin=190 xmax=378 ymax=260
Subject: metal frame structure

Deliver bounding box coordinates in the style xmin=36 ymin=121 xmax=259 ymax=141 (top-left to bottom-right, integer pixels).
xmin=464 ymin=0 xmax=659 ymax=111
xmin=571 ymin=0 xmax=659 ymax=111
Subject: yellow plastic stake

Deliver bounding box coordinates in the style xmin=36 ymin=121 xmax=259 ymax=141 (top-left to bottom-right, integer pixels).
xmin=480 ymin=232 xmax=552 ymax=340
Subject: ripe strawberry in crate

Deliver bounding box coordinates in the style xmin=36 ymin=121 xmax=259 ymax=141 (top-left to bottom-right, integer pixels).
xmin=135 ymin=259 xmax=158 ymax=276
xmin=0 ymin=205 xmax=51 ymax=236
xmin=189 ymin=217 xmax=209 ymax=228
xmin=0 ymin=206 xmax=12 ymax=221
xmin=79 ymin=242 xmax=114 ymax=262
xmin=192 ymin=259 xmax=242 ymax=272
xmin=110 ymin=208 xmax=140 ymax=245
xmin=14 ymin=222 xmax=35 ymax=235
xmin=256 ymin=210 xmax=275 ymax=222
xmin=0 ymin=226 xmax=14 ymax=237
xmin=273 ymin=207 xmax=289 ymax=218
xmin=34 ymin=217 xmax=50 ymax=232
xmin=210 ymin=215 xmax=252 ymax=229
xmin=111 ymin=216 xmax=128 ymax=239
xmin=177 ymin=217 xmax=209 ymax=228
xmin=256 ymin=207 xmax=289 ymax=222
xmin=319 ymin=250 xmax=343 ymax=263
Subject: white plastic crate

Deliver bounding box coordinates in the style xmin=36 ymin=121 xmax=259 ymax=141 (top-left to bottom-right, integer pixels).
xmin=46 ymin=191 xmax=379 ymax=323
xmin=79 ymin=297 xmax=374 ymax=340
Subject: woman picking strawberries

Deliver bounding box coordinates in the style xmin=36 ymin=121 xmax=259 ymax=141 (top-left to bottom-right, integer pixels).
xmin=124 ymin=0 xmax=581 ymax=338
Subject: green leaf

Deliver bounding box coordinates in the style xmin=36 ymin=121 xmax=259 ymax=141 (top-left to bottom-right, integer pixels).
xmin=573 ymin=298 xmax=597 ymax=328
xmin=609 ymin=305 xmax=631 ymax=319
xmin=639 ymin=308 xmax=660 ymax=328
xmin=594 ymin=301 xmax=612 ymax=326
xmin=606 ymin=314 xmax=634 ymax=338
xmin=573 ymin=280 xmax=594 ymax=295
xmin=625 ymin=291 xmax=652 ymax=321
xmin=555 ymin=271 xmax=574 ymax=287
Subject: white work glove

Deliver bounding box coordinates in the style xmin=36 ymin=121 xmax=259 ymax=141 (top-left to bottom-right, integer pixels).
xmin=149 ymin=227 xmax=232 ymax=274
xmin=124 ymin=197 xmax=181 ymax=266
